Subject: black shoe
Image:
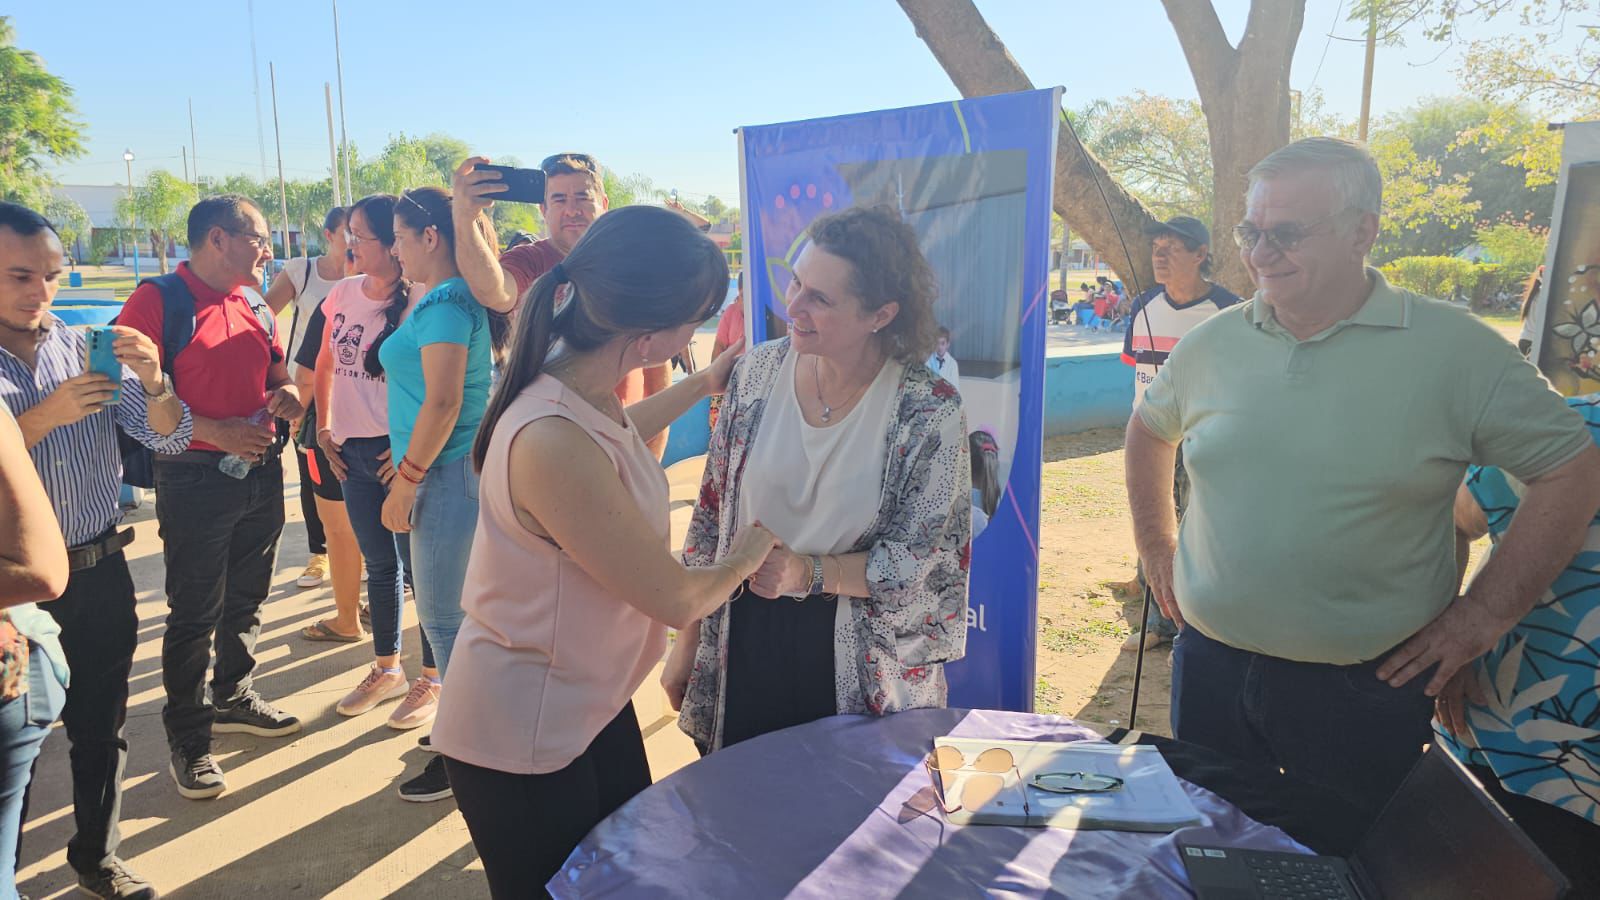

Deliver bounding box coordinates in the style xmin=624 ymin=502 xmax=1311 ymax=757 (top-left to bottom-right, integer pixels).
xmin=77 ymin=857 xmax=158 ymax=899
xmin=418 ymin=733 xmax=437 ymax=753
xmin=398 ymin=755 xmax=452 ymax=803
xmin=214 ymin=693 xmax=302 ymax=737
xmin=169 ymin=747 xmax=226 ymax=800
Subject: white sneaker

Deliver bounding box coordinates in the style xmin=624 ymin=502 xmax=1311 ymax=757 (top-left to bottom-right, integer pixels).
xmin=335 ymin=664 xmax=409 ymax=717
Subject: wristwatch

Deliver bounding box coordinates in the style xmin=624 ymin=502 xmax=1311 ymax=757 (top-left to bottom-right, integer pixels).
xmin=142 ymin=374 xmax=174 ymax=404
xmin=807 ymin=555 xmax=826 ymax=595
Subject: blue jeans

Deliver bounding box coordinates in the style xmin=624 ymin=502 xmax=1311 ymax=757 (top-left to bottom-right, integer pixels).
xmin=337 ymin=436 xmax=422 ymax=664
xmin=1 ymin=641 xmax=67 ymax=900
xmin=408 ymin=454 xmax=479 ymax=678
xmin=1170 ymin=626 xmax=1433 ymax=813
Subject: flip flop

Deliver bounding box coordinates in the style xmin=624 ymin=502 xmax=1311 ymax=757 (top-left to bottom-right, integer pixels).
xmin=302 ymin=619 xmax=363 ymax=643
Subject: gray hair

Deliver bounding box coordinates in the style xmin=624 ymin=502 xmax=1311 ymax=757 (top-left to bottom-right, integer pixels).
xmin=1248 ymin=137 xmax=1382 ymax=218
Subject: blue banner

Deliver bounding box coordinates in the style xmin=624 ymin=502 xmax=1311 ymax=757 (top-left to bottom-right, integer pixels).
xmin=737 ymin=88 xmax=1060 ymax=711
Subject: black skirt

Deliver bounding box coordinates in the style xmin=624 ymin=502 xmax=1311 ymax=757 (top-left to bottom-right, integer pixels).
xmin=721 ymin=584 xmax=838 ymax=749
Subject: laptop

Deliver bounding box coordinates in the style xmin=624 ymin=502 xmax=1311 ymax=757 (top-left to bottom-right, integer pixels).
xmin=1179 ymin=744 xmax=1569 ymax=899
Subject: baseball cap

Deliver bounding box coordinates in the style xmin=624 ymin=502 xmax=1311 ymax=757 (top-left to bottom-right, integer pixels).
xmin=1145 ymin=215 xmax=1210 ymax=247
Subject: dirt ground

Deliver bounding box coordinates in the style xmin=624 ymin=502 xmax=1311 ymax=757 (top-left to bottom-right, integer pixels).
xmin=1033 ymin=427 xmax=1172 ymax=735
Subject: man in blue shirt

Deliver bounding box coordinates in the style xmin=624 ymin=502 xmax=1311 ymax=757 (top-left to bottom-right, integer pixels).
xmin=0 ymin=202 xmax=189 ymax=900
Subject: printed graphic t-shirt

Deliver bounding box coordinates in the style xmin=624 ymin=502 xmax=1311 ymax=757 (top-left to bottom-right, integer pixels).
xmin=1122 ymin=284 xmax=1243 ymax=401
xmin=320 ymin=276 xmax=401 ymax=443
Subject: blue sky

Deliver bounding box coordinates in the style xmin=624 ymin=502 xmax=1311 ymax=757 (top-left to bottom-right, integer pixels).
xmin=17 ymin=1 xmax=1554 ymax=204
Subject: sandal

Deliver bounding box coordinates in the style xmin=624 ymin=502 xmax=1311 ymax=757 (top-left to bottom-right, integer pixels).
xmin=302 ymin=619 xmax=363 ymax=643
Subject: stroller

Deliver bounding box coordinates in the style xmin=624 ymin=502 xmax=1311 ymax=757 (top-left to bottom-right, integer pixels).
xmin=1049 ymin=289 xmax=1071 ymax=325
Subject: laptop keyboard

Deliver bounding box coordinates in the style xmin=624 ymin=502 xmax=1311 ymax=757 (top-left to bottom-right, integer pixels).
xmin=1244 ymin=854 xmax=1354 ymax=899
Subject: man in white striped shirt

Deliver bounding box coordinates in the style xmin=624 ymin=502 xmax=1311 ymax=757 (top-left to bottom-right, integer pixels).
xmin=0 ymin=202 xmax=188 ymax=900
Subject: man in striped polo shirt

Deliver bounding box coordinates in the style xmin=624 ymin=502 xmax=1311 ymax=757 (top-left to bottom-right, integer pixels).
xmin=0 ymin=202 xmax=189 ymax=899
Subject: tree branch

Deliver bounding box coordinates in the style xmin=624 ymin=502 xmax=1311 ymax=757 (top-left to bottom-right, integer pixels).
xmin=1160 ymin=0 xmax=1237 ymax=96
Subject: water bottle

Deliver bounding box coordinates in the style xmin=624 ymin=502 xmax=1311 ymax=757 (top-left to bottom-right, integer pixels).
xmin=219 ymin=409 xmax=274 ymax=479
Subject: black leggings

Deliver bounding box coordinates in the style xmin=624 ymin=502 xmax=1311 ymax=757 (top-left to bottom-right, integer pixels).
xmin=444 ymin=702 xmax=651 ymax=899
xmin=294 ymin=445 xmax=327 ymax=554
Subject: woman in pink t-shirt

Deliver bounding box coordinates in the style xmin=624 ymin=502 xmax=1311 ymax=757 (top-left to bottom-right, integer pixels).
xmin=432 ymin=206 xmax=775 ymax=897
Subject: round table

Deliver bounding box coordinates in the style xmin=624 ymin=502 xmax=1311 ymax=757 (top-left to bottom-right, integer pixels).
xmin=549 ymin=708 xmax=1317 ymax=898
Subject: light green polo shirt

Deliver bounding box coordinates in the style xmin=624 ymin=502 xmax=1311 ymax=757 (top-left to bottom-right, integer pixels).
xmin=1137 ymin=269 xmax=1590 ymax=664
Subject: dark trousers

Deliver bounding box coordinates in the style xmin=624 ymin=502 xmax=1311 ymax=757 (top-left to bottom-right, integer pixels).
xmin=445 ymin=702 xmax=651 ymax=899
xmin=722 ymin=587 xmax=838 ymax=748
xmin=1170 ymin=626 xmax=1433 ymax=814
xmin=294 ymin=446 xmax=327 ymax=556
xmin=155 ymin=456 xmax=284 ymax=752
xmin=40 ymin=550 xmax=138 ymax=874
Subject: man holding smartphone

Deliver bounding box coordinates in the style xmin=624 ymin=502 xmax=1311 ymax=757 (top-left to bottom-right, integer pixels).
xmin=0 ymin=201 xmax=188 ymax=900
xmin=451 ymin=152 xmax=673 ymax=455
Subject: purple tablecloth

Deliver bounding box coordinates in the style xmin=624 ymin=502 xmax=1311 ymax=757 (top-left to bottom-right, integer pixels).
xmin=550 ymin=708 xmax=1309 ymax=898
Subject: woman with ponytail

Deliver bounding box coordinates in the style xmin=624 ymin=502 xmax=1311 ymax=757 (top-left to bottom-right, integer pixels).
xmin=431 ymin=206 xmax=776 ymax=897
xmin=314 ymin=194 xmax=436 ymax=723
xmin=377 ymin=187 xmax=508 ymax=801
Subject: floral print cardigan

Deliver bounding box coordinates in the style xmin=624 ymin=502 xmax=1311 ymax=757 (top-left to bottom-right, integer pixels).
xmin=678 ymin=338 xmax=971 ymax=751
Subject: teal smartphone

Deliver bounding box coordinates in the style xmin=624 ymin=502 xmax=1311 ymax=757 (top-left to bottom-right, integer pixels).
xmin=83 ymin=326 xmax=122 ymax=404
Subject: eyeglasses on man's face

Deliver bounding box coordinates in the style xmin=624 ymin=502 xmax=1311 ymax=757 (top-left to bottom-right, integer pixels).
xmin=227 ymin=229 xmax=272 ymax=251
xmin=1232 ymin=209 xmax=1353 ymax=254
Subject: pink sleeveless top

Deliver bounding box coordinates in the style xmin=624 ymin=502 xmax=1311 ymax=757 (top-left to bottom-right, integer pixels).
xmin=431 ymin=374 xmax=669 ymax=774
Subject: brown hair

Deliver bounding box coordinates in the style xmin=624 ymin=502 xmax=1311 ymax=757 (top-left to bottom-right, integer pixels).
xmin=472 ymin=205 xmax=728 ymax=471
xmin=395 ymin=186 xmax=512 ymax=365
xmin=806 ymin=205 xmax=939 ymax=364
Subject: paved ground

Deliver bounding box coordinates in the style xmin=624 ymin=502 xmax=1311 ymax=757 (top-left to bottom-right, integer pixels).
xmin=16 ymin=466 xmax=701 ymax=899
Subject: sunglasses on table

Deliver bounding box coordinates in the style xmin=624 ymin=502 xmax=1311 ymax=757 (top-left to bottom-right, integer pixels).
xmin=924 ymin=746 xmax=1030 ymax=818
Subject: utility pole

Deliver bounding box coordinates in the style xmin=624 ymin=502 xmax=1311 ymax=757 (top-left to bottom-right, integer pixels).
xmin=182 ymin=147 xmax=190 ymax=185
xmin=247 ymin=0 xmax=269 ymax=178
xmin=189 ymin=98 xmax=201 ymax=191
xmin=325 ymin=82 xmax=342 ymax=207
xmin=333 ymin=0 xmax=353 ymax=199
xmin=1358 ymin=1 xmax=1378 ymax=141
xmin=270 ymin=62 xmax=292 ymax=262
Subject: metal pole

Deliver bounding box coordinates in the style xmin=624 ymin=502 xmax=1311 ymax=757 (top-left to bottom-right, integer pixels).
xmin=1358 ymin=1 xmax=1378 ymax=142
xmin=247 ymin=0 xmax=269 ymax=179
xmin=325 ymin=82 xmax=342 ymax=207
xmin=1128 ymin=585 xmax=1154 ymax=730
xmin=123 ymin=151 xmax=140 ymax=281
xmin=181 ymin=147 xmax=189 ymax=185
xmin=188 ymin=98 xmax=200 ymax=191
xmin=332 ymin=0 xmax=353 ymax=199
xmin=269 ymin=63 xmax=292 ymax=262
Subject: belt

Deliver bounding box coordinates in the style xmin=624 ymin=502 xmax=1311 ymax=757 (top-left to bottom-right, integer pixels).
xmin=155 ymin=449 xmax=226 ymax=465
xmin=67 ymin=527 xmax=134 ymax=572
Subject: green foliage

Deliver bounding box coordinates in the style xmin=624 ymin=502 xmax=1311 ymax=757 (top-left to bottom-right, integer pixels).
xmin=44 ymin=193 xmax=89 ymax=256
xmin=1474 ymin=220 xmax=1547 ymax=278
xmin=88 ymin=229 xmax=117 ymax=266
xmin=1380 ymin=255 xmax=1524 ymax=308
xmin=490 ymin=200 xmax=543 ymax=247
xmin=0 ymin=16 xmax=86 ymax=209
xmin=1077 ymin=91 xmax=1213 ymax=222
xmin=117 ymin=170 xmax=198 ymax=274
xmin=1368 ymin=129 xmax=1479 ymax=263
xmin=1380 ymin=256 xmax=1482 ymax=300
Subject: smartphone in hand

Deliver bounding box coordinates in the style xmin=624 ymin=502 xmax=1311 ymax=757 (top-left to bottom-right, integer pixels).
xmin=474 ymin=163 xmax=546 ymax=204
xmin=83 ymin=326 xmax=123 ymax=405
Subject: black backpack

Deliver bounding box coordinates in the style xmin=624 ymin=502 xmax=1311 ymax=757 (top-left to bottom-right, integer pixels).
xmin=114 ymin=273 xmax=279 ymax=487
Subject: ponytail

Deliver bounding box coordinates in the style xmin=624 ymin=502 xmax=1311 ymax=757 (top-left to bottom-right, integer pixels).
xmin=364 ymin=276 xmax=408 ymax=377
xmin=347 ymin=193 xmax=402 ymax=377
xmin=473 ymin=273 xmax=563 ymax=471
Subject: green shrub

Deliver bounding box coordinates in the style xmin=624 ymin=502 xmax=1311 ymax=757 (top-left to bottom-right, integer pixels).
xmin=1380 ymin=256 xmax=1480 ymax=300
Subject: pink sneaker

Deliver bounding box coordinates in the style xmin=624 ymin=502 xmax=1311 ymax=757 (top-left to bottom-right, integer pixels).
xmin=336 ymin=664 xmax=409 ymax=717
xmin=387 ymin=677 xmax=440 ymax=730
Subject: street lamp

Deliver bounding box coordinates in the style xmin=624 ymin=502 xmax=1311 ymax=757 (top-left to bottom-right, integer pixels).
xmin=123 ymin=149 xmax=140 ymax=281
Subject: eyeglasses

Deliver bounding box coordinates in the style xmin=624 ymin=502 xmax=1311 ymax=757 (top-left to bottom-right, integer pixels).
xmin=227 ymin=230 xmax=272 ymax=250
xmin=345 ymin=230 xmax=379 ymax=247
xmin=540 ymin=152 xmax=600 ymax=175
xmin=1030 ymin=771 xmax=1125 ymax=794
xmin=923 ymin=746 xmax=1031 ymax=818
xmin=1232 ymin=209 xmax=1352 ymax=254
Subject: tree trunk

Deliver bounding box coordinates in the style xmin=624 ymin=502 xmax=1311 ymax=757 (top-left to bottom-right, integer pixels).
xmin=899 ymin=0 xmax=1307 ymax=298
xmin=897 ymin=0 xmax=1158 ymax=293
xmin=150 ymin=229 xmax=168 ymax=275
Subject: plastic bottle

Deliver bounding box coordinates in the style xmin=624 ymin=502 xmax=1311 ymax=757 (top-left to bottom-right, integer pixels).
xmin=219 ymin=409 xmax=274 ymax=479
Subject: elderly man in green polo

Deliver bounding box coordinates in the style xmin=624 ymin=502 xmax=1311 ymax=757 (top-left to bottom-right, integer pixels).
xmin=1126 ymin=136 xmax=1600 ymax=812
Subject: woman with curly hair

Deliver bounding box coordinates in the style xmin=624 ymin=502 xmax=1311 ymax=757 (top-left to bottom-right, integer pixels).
xmin=665 ymin=205 xmax=972 ymax=751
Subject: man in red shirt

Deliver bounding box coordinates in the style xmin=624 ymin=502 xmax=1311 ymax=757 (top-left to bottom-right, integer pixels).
xmin=451 ymin=152 xmax=672 ymax=455
xmin=116 ymin=195 xmax=305 ymax=801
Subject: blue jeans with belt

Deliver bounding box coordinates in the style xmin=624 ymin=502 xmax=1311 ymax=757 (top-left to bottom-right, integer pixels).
xmin=337 ymin=436 xmax=419 ymax=663
xmin=408 ymin=454 xmax=479 ymax=678
xmin=1 ymin=640 xmax=68 ymax=900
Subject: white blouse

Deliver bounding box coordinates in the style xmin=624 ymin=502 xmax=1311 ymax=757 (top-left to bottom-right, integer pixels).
xmin=739 ymin=350 xmax=903 ymax=593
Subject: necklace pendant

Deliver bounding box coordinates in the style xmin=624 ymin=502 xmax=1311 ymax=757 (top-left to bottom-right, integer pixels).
xmin=821 ymin=404 xmax=832 ymax=423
